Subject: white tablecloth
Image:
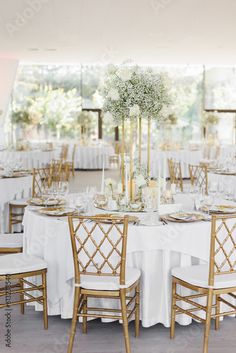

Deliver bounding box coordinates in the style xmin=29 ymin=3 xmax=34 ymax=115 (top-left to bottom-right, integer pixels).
xmin=208 ymin=172 xmax=236 ymax=196
xmin=74 ymin=145 xmax=114 ymax=169
xmin=0 ymin=175 xmax=32 ymax=232
xmin=0 ymin=150 xmax=54 ymax=170
xmin=142 ymin=149 xmax=202 ymax=179
xmin=23 ymin=204 xmax=211 ymax=327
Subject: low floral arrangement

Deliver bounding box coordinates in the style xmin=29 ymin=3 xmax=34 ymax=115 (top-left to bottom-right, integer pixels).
xmin=102 ymin=63 xmax=171 ymax=124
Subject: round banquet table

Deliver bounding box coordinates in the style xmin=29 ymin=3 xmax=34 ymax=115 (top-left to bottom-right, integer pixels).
xmin=0 ymin=149 xmax=55 ymax=170
xmin=208 ymin=171 xmax=236 ymax=196
xmin=74 ymin=145 xmax=114 ymax=170
xmin=0 ymin=175 xmax=32 ymax=232
xmin=23 ymin=202 xmax=213 ymax=328
xmin=142 ymin=149 xmax=202 ymax=179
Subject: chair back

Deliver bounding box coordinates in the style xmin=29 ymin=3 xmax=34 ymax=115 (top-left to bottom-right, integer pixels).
xmin=60 ymin=144 xmax=69 ymax=161
xmin=168 ymin=158 xmax=183 ymax=192
xmin=189 ymin=164 xmax=208 ymax=195
xmin=32 ymin=167 xmax=52 ymax=197
xmin=50 ymin=160 xmax=70 ymax=182
xmin=68 ymin=215 xmax=129 ymax=286
xmin=208 ymin=214 xmax=236 ymax=286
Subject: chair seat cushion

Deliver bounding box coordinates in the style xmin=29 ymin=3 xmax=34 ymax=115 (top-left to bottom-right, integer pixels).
xmin=9 ymin=198 xmax=28 ymax=206
xmin=0 ymin=233 xmax=23 ymax=248
xmin=172 ymin=264 xmax=236 ymax=289
xmin=0 ymin=253 xmax=47 ymax=275
xmin=77 ymin=267 xmax=141 ymax=290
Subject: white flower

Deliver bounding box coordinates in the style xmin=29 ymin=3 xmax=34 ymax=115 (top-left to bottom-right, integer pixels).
xmin=129 ymin=104 xmax=140 ymax=117
xmin=117 ymin=67 xmax=132 ymax=81
xmin=103 ymin=111 xmax=113 ymax=121
xmin=105 ymin=178 xmax=117 ymax=187
xmin=135 ymin=174 xmax=147 ymax=188
xmin=107 ymin=88 xmax=120 ymax=101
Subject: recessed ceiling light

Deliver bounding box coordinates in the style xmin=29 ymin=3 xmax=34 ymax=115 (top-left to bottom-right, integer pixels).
xmin=28 ymin=48 xmax=39 ymax=51
xmin=45 ymin=48 xmax=57 ymax=51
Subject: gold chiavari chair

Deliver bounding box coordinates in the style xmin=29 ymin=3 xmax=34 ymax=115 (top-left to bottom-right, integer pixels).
xmin=189 ymin=164 xmax=208 ymax=195
xmin=9 ymin=166 xmax=52 ymax=233
xmin=0 ymin=252 xmax=48 ymax=327
xmin=50 ymin=160 xmax=70 ymax=182
xmin=60 ymin=143 xmax=69 ymax=161
xmin=167 ymin=158 xmax=183 ymax=192
xmin=67 ymin=144 xmax=77 ymax=177
xmin=170 ymin=214 xmax=236 ymax=353
xmin=67 ymin=215 xmax=141 ymax=353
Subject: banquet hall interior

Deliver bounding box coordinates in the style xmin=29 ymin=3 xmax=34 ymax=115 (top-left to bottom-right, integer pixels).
xmin=1 ymin=1 xmax=236 ymax=353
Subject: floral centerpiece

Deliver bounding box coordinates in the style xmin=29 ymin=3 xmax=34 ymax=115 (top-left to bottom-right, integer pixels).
xmin=102 ymin=63 xmax=170 ymax=203
xmin=103 ymin=63 xmax=170 ymax=125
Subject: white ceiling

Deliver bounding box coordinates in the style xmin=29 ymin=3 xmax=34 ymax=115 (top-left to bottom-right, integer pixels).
xmin=0 ymin=0 xmax=236 ymax=64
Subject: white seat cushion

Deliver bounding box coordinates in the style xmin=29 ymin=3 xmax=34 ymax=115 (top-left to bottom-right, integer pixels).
xmin=0 ymin=253 xmax=47 ymax=275
xmin=77 ymin=267 xmax=141 ymax=290
xmin=0 ymin=233 xmax=23 ymax=248
xmin=9 ymin=198 xmax=28 ymax=206
xmin=172 ymin=264 xmax=236 ymax=289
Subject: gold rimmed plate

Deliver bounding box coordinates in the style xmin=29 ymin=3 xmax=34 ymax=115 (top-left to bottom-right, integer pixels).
xmin=162 ymin=212 xmax=207 ymax=223
xmin=38 ymin=207 xmax=77 ymax=217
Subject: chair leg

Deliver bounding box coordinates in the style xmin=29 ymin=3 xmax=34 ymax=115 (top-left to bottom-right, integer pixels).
xmin=120 ymin=288 xmax=131 ymax=353
xmin=82 ymin=294 xmax=88 ymax=334
xmin=42 ymin=271 xmax=48 ymax=329
xmin=215 ymin=294 xmax=220 ymax=330
xmin=170 ymin=280 xmax=177 ymax=339
xmin=19 ymin=279 xmax=24 ymax=314
xmin=9 ymin=205 xmax=13 ymax=233
xmin=135 ymin=282 xmax=140 ymax=338
xmin=203 ymin=289 xmax=213 ymax=353
xmin=67 ymin=287 xmax=81 ymax=353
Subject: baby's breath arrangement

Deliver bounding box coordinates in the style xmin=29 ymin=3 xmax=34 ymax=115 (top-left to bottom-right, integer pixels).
xmin=102 ymin=63 xmax=170 ymax=124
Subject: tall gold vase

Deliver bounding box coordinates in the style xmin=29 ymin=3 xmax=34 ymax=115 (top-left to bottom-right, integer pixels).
xmin=121 ymin=118 xmax=125 ymax=192
xmin=129 ymin=119 xmax=134 ymax=200
xmin=147 ymin=117 xmax=151 ymax=178
xmin=138 ymin=116 xmax=142 ymax=170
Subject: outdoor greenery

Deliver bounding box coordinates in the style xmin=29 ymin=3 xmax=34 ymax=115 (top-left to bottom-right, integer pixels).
xmin=9 ymin=64 xmax=236 ymax=144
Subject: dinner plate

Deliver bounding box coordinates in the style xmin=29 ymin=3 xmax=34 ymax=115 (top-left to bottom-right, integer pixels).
xmin=38 ymin=207 xmax=77 ymax=217
xmin=28 ymin=197 xmax=65 ymax=207
xmin=93 ymin=214 xmax=139 ymax=224
xmin=162 ymin=212 xmax=207 ymax=223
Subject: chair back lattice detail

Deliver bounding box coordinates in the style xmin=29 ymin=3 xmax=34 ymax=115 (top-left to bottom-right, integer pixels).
xmin=209 ymin=214 xmax=236 ymax=286
xmin=32 ymin=167 xmax=52 ymax=197
xmin=189 ymin=164 xmax=208 ymax=194
xmin=168 ymin=158 xmax=183 ymax=192
xmin=68 ymin=215 xmax=129 ymax=286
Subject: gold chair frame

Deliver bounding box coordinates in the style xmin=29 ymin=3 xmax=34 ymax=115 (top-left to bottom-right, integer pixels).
xmin=9 ymin=166 xmax=53 ymax=233
xmin=168 ymin=158 xmax=183 ymax=192
xmin=50 ymin=160 xmax=70 ymax=182
xmin=170 ymin=214 xmax=236 ymax=353
xmin=67 ymin=215 xmax=140 ymax=353
xmin=60 ymin=143 xmax=69 ymax=161
xmin=0 ymin=268 xmax=48 ymax=329
xmin=189 ymin=164 xmax=208 ymax=195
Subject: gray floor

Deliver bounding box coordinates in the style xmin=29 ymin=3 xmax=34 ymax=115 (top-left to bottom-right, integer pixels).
xmin=0 ymin=171 xmax=236 ymax=352
xmin=0 ymin=305 xmax=236 ymax=353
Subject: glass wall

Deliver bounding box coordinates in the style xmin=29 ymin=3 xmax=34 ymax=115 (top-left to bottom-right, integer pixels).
xmin=8 ymin=64 xmax=236 ymax=146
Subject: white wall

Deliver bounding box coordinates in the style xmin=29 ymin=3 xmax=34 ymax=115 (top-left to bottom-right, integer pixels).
xmin=0 ymin=58 xmax=18 ymax=143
